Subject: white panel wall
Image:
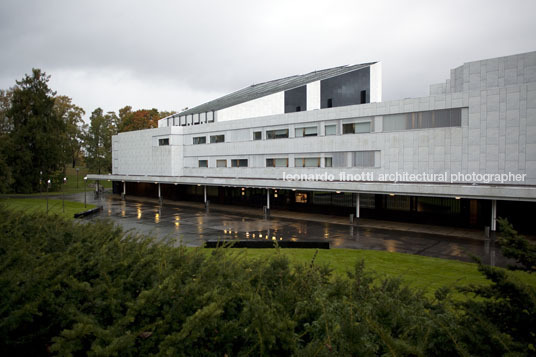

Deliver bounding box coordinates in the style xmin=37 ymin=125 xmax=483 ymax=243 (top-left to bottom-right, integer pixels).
xmin=113 ymin=126 xmax=184 ymax=177
xmin=215 ymin=91 xmax=284 ymax=122
xmin=306 ymin=81 xmax=321 ymax=110
xmin=109 ymin=52 xmax=536 ymax=199
xmin=370 ymin=62 xmax=382 ymax=103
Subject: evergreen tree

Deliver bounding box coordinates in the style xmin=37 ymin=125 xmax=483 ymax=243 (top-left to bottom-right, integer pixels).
xmin=4 ymin=69 xmax=65 ymax=193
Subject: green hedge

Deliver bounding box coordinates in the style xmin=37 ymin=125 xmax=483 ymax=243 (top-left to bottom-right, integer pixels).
xmin=0 ymin=207 xmax=534 ymax=356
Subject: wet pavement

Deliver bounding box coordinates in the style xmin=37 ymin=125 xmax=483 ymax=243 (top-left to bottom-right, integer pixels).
xmin=70 ymin=192 xmax=506 ymax=266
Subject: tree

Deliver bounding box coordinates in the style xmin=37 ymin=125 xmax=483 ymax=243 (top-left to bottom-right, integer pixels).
xmin=0 ymin=89 xmax=14 ymax=192
xmin=4 ymin=69 xmax=65 ymax=193
xmin=118 ymin=108 xmax=160 ymax=132
xmin=497 ymin=217 xmax=536 ymax=272
xmin=455 ymin=219 xmax=536 ymax=355
xmin=84 ymin=108 xmax=115 ymax=174
xmin=53 ymin=95 xmax=86 ymax=168
xmin=158 ymin=110 xmax=177 ymax=119
xmin=0 ymin=89 xmax=13 ymax=135
xmin=115 ymin=105 xmax=133 ymax=133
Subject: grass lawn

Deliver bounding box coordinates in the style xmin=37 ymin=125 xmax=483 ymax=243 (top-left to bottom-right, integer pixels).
xmin=215 ymin=247 xmax=536 ymax=297
xmin=0 ymin=198 xmax=96 ymax=219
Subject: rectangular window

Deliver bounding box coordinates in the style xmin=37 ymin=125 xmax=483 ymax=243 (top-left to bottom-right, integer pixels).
xmin=327 ymin=98 xmax=333 ymax=108
xmin=343 ymin=122 xmax=371 ymax=134
xmin=198 ymin=160 xmax=208 ymax=168
xmin=266 ymin=129 xmax=289 ymax=139
xmin=295 ymin=157 xmax=321 ymax=167
xmin=360 ymin=90 xmax=367 ymax=104
xmin=295 ymin=126 xmax=318 ymax=137
xmin=353 ymin=151 xmax=376 ymax=167
xmin=216 ymin=159 xmax=227 ymax=168
xmin=158 ymin=138 xmax=169 ymax=146
xmin=383 ymin=108 xmax=463 ymax=132
xmin=325 ymin=124 xmax=336 ymax=136
xmin=193 ymin=136 xmax=206 ymax=145
xmin=266 ymin=158 xmax=288 ymax=167
xmin=210 ymin=134 xmax=225 ymax=143
xmin=231 ymin=159 xmax=248 ymax=167
xmin=253 ymin=131 xmax=262 ymax=140
xmin=325 ymin=157 xmax=333 ymax=167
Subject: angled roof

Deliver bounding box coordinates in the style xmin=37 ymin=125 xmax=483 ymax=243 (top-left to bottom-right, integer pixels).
xmin=178 ymin=62 xmax=376 ymax=117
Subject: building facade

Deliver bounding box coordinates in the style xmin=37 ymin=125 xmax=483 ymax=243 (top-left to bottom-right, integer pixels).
xmin=89 ymin=51 xmax=536 ymax=233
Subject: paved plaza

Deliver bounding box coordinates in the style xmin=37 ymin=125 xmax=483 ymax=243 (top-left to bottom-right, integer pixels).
xmin=69 ymin=192 xmax=507 ymax=266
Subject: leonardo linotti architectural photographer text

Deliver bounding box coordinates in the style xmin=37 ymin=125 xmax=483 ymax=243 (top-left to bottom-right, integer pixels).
xmin=282 ymin=171 xmax=527 ymax=184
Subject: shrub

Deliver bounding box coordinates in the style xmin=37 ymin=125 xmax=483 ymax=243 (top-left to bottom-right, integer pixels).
xmin=1 ymin=206 xmax=531 ymax=356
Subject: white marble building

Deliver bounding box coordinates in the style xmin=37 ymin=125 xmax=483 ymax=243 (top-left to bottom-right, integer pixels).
xmin=89 ymin=51 xmax=536 ymax=231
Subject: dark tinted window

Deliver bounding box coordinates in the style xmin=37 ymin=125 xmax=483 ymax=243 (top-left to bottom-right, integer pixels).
xmin=198 ymin=160 xmax=208 ymax=168
xmin=231 ymin=159 xmax=248 ymax=167
xmin=210 ymin=135 xmax=225 ymax=143
xmin=383 ymin=108 xmax=463 ymax=132
xmin=284 ymin=86 xmax=307 ymax=113
xmin=253 ymin=131 xmax=262 ymax=140
xmin=158 ymin=138 xmax=169 ymax=146
xmin=321 ymin=67 xmax=370 ymax=109
xmin=193 ymin=136 xmax=206 ymax=145
xmin=266 ymin=129 xmax=289 ymax=139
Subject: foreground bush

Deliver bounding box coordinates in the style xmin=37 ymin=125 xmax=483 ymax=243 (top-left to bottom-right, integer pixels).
xmin=0 ymin=207 xmax=534 ymax=355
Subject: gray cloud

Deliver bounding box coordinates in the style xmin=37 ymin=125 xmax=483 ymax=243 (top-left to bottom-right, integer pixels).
xmin=1 ymin=0 xmax=535 ymax=117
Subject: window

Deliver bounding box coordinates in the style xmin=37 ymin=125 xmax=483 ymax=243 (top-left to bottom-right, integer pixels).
xmin=295 ymin=157 xmax=321 ymax=167
xmin=207 ymin=111 xmax=214 ymax=123
xmin=216 ymin=159 xmax=227 ymax=168
xmin=295 ymin=126 xmax=317 ymax=137
xmin=325 ymin=124 xmax=336 ymax=136
xmin=360 ymin=90 xmax=367 ymax=104
xmin=343 ymin=122 xmax=371 ymax=134
xmin=158 ymin=138 xmax=169 ymax=146
xmin=353 ymin=151 xmax=377 ymax=167
xmin=231 ymin=159 xmax=248 ymax=167
xmin=284 ymin=85 xmax=306 ymax=113
xmin=198 ymin=160 xmax=208 ymax=168
xmin=210 ymin=134 xmax=225 ymax=143
xmin=383 ymin=108 xmax=463 ymax=132
xmin=295 ymin=193 xmax=308 ymax=203
xmin=193 ymin=136 xmax=206 ymax=145
xmin=253 ymin=131 xmax=262 ymax=140
xmin=321 ymin=67 xmax=370 ymax=108
xmin=266 ymin=158 xmax=288 ymax=167
xmin=325 ymin=157 xmax=333 ymax=167
xmin=266 ymin=129 xmax=289 ymax=139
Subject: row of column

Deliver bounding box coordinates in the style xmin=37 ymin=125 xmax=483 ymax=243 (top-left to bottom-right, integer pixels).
xmin=119 ymin=182 xmax=498 ymax=235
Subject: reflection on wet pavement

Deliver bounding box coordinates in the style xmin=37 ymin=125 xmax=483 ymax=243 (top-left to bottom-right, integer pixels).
xmin=83 ymin=194 xmax=507 ymax=267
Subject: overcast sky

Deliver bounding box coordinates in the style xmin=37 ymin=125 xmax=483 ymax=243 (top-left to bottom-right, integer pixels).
xmin=1 ymin=0 xmax=535 ymax=119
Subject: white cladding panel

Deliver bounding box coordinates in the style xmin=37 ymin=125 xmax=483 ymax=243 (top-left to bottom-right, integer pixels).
xmin=108 ymin=51 xmax=536 ymax=199
xmin=306 ymin=81 xmax=321 ymax=110
xmin=215 ymin=91 xmax=284 ymax=122
xmin=370 ymin=62 xmax=382 ymax=103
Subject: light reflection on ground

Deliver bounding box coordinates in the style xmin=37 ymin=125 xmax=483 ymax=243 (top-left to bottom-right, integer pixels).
xmin=79 ymin=194 xmax=507 ymax=266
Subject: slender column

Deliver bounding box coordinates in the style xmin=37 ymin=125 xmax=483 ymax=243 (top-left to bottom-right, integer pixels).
xmin=491 ymin=199 xmax=497 ymax=239
xmin=356 ymin=193 xmax=360 ymax=218
xmin=158 ymin=183 xmax=162 ymax=203
xmin=122 ymin=181 xmax=126 ymax=200
xmin=204 ymin=185 xmax=207 ymax=203
xmin=266 ymin=189 xmax=270 ymax=210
